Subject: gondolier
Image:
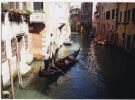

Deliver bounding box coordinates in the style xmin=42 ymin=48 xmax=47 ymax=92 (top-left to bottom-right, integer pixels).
xmin=54 ymin=48 xmax=80 ymax=71
xmin=39 ymin=48 xmax=80 ymax=78
xmin=44 ymin=52 xmax=50 ymax=70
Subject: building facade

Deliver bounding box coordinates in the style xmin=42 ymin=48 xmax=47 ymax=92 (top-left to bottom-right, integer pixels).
xmin=95 ymin=3 xmax=118 ymax=42
xmin=70 ymin=6 xmax=81 ymax=32
xmin=1 ymin=1 xmax=71 ymax=87
xmin=1 ymin=2 xmax=32 ymax=85
xmin=80 ymin=2 xmax=93 ymax=34
xmin=28 ymin=2 xmax=71 ymax=59
xmin=28 ymin=2 xmax=46 ymax=59
xmin=94 ymin=3 xmax=102 ymax=37
xmin=95 ymin=3 xmax=135 ymax=53
xmin=117 ymin=3 xmax=135 ymax=52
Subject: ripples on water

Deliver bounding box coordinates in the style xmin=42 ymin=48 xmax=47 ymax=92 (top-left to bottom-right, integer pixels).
xmin=46 ymin=34 xmax=107 ymax=99
xmin=14 ymin=33 xmax=135 ymax=99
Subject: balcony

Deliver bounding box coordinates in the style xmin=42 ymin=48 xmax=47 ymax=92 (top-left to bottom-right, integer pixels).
xmin=30 ymin=12 xmax=46 ymax=23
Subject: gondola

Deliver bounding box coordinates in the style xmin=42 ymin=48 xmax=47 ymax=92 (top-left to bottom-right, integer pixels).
xmin=64 ymin=39 xmax=73 ymax=46
xmin=39 ymin=48 xmax=80 ymax=78
xmin=38 ymin=66 xmax=62 ymax=78
xmin=54 ymin=48 xmax=80 ymax=72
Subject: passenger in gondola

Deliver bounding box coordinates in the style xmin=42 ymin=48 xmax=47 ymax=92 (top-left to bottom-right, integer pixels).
xmin=64 ymin=59 xmax=70 ymax=65
xmin=68 ymin=55 xmax=75 ymax=60
xmin=66 ymin=55 xmax=74 ymax=62
xmin=44 ymin=51 xmax=50 ymax=70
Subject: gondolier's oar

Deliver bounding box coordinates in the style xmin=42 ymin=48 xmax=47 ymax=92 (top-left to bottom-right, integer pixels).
xmin=54 ymin=65 xmax=66 ymax=75
xmin=53 ymin=48 xmax=72 ymax=78
xmin=53 ymin=58 xmax=72 ymax=77
xmin=53 ymin=51 xmax=67 ymax=76
xmin=53 ymin=49 xmax=64 ymax=74
xmin=54 ymin=65 xmax=73 ymax=80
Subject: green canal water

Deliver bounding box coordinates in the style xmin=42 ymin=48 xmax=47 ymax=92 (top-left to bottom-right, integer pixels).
xmin=12 ymin=32 xmax=135 ymax=99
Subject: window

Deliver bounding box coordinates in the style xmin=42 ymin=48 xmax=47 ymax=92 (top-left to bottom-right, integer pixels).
xmin=9 ymin=2 xmax=15 ymax=9
xmin=116 ymin=8 xmax=118 ymax=16
xmin=11 ymin=37 xmax=17 ymax=57
xmin=132 ymin=8 xmax=135 ymax=23
xmin=120 ymin=11 xmax=122 ymax=22
xmin=124 ymin=10 xmax=127 ymax=22
xmin=112 ymin=9 xmax=115 ymax=19
xmin=1 ymin=40 xmax=7 ymax=63
xmin=17 ymin=36 xmax=23 ymax=54
xmin=76 ymin=9 xmax=77 ymax=12
xmin=34 ymin=2 xmax=43 ymax=11
xmin=106 ymin=11 xmax=110 ymax=20
xmin=127 ymin=10 xmax=130 ymax=21
xmin=23 ymin=2 xmax=27 ymax=10
xmin=9 ymin=2 xmax=20 ymax=9
xmin=16 ymin=2 xmax=19 ymax=9
xmin=24 ymin=35 xmax=28 ymax=49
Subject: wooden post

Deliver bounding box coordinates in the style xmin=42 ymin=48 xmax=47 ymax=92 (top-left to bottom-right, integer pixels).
xmin=16 ymin=54 xmax=20 ymax=85
xmin=1 ymin=75 xmax=4 ymax=98
xmin=8 ymin=59 xmax=15 ymax=99
xmin=16 ymin=54 xmax=23 ymax=87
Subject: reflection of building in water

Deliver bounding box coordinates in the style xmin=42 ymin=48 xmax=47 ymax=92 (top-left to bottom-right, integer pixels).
xmin=80 ymin=2 xmax=93 ymax=35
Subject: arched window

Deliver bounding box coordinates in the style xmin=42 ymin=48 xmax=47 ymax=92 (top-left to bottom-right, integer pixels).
xmin=34 ymin=2 xmax=43 ymax=11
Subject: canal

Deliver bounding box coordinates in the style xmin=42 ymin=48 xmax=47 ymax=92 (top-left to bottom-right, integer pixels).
xmin=14 ymin=32 xmax=135 ymax=99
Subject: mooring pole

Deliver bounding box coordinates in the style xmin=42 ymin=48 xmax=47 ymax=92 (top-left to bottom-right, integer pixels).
xmin=1 ymin=75 xmax=4 ymax=98
xmin=16 ymin=53 xmax=23 ymax=87
xmin=8 ymin=59 xmax=15 ymax=99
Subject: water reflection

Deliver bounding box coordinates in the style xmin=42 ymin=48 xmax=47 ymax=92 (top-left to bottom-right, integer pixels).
xmin=43 ymin=33 xmax=106 ymax=99
xmin=14 ymin=33 xmax=135 ymax=99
